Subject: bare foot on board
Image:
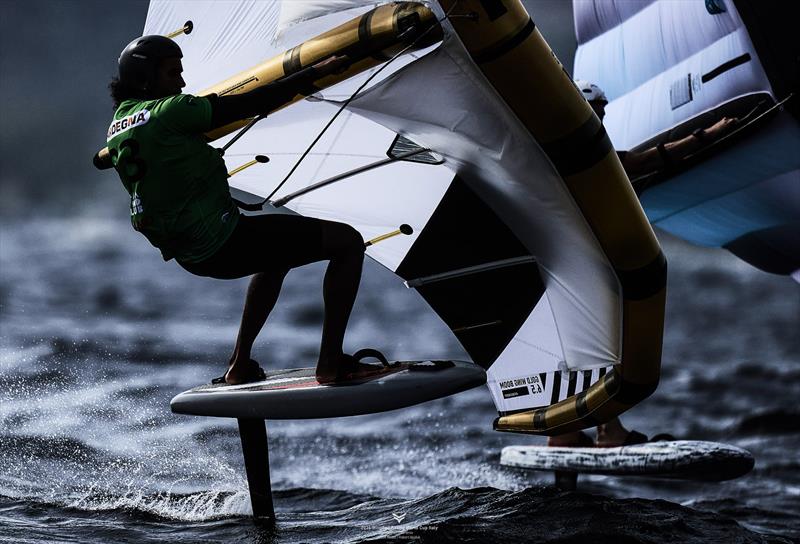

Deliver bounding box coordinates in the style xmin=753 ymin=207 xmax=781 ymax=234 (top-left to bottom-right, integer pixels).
xmin=316 ymin=350 xmax=392 ymax=384
xmin=219 ymin=358 xmax=266 ymax=385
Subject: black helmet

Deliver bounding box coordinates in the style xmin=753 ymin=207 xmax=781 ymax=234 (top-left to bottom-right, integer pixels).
xmin=118 ymin=35 xmax=183 ymax=92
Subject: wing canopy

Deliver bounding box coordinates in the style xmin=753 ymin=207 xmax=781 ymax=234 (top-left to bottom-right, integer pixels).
xmin=141 ymin=0 xmax=667 ymax=433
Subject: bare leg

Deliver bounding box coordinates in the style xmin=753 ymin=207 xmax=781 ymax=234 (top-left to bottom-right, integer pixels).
xmin=226 ymin=269 xmax=287 ymax=384
xmin=315 ymin=222 xmax=365 ymax=383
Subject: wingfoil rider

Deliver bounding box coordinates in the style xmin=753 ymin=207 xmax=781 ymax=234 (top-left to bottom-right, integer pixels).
xmin=105 ymin=35 xmax=389 ymax=385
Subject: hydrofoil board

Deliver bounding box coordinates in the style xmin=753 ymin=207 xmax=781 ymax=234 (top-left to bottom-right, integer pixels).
xmin=171 ymin=360 xmax=485 ymax=419
xmin=501 ymin=440 xmax=754 ymax=483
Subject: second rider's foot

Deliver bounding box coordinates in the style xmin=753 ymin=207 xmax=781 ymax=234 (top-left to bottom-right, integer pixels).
xmin=547 ymin=431 xmax=594 ymax=447
xmin=225 ymin=358 xmax=265 ymax=385
xmin=594 ymin=417 xmax=633 ymax=447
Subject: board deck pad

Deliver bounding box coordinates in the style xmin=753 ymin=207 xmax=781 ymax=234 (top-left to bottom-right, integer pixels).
xmin=171 ymin=360 xmax=486 ymax=419
xmin=500 ymin=441 xmax=754 ymax=481
xmin=195 ymin=363 xmax=413 ymax=393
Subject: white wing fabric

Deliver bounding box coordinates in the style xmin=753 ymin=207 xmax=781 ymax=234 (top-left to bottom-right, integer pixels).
xmin=341 ymin=29 xmax=620 ymax=414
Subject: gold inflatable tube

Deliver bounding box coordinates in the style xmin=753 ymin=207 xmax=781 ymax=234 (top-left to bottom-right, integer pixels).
xmin=94 ymin=2 xmax=441 ymax=169
xmin=438 ymin=0 xmax=666 ymax=435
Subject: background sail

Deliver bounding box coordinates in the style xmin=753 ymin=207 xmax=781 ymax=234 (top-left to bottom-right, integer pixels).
xmin=143 ymin=1 xmax=649 ymax=423
xmin=573 ymin=0 xmax=800 ymax=277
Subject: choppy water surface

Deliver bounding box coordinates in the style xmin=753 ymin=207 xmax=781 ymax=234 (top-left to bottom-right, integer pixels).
xmin=1 ymin=217 xmax=798 ymax=543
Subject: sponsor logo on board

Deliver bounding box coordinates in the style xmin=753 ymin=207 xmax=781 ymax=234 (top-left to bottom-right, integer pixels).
xmin=107 ymin=110 xmax=150 ymax=140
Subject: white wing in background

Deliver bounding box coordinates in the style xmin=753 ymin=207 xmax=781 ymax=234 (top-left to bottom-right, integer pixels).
xmin=573 ymin=0 xmax=800 ymax=277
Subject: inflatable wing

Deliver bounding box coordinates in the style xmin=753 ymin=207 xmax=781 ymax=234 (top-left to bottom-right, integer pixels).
xmin=141 ymin=0 xmax=667 ymax=435
xmin=573 ymin=0 xmax=800 ymax=278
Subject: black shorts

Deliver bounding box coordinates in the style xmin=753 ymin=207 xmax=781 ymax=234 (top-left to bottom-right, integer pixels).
xmin=179 ymin=214 xmax=326 ymax=279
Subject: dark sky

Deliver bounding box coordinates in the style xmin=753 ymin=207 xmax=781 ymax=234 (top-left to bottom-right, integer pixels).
xmin=0 ymin=0 xmax=149 ymax=217
xmin=0 ymin=0 xmax=574 ymax=219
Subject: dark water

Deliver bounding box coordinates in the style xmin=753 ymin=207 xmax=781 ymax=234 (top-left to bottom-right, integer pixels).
xmin=1 ymin=217 xmax=798 ymax=543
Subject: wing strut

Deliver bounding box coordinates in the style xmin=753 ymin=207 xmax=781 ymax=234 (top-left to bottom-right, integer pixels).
xmin=271 ymin=147 xmax=430 ymax=207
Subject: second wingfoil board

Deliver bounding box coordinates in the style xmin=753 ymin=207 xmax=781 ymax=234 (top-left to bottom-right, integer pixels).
xmin=171 ymin=360 xmax=486 ymax=419
xmin=500 ymin=440 xmax=754 ymax=482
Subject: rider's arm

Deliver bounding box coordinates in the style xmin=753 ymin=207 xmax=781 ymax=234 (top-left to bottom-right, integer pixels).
xmin=621 ymin=117 xmax=738 ymax=179
xmin=207 ymin=57 xmax=346 ymax=130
